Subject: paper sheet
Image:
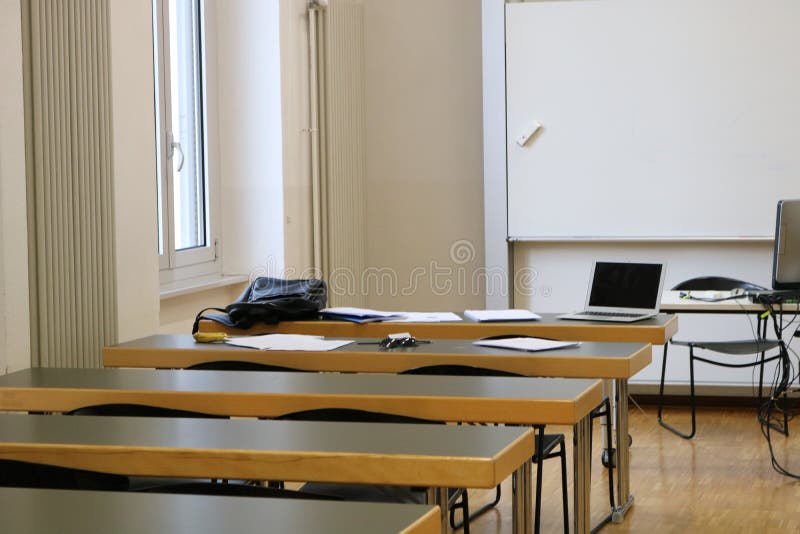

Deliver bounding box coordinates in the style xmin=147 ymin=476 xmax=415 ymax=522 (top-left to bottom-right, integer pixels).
xmin=473 ymin=337 xmax=579 ymax=352
xmin=384 ymin=312 xmax=463 ymax=323
xmin=464 ymin=309 xmax=541 ymax=322
xmin=225 ymin=334 xmax=353 ymax=352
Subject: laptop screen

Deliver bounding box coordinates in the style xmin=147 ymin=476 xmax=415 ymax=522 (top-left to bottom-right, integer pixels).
xmin=772 ymin=199 xmax=800 ymax=290
xmin=587 ymin=261 xmax=664 ymax=309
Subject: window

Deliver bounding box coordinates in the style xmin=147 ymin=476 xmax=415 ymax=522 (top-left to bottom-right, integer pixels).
xmin=153 ymin=0 xmax=219 ymax=282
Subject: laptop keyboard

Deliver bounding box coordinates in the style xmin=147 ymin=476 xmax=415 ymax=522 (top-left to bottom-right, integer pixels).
xmin=579 ymin=311 xmax=647 ymax=318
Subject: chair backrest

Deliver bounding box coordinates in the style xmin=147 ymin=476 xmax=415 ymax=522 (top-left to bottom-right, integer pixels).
xmin=0 ymin=459 xmax=129 ymax=491
xmin=400 ymin=364 xmax=521 ymax=377
xmin=275 ymin=408 xmax=437 ymax=425
xmin=186 ymin=361 xmax=306 ymax=372
xmin=64 ymin=403 xmax=226 ymax=419
xmin=670 ymin=276 xmax=765 ymax=292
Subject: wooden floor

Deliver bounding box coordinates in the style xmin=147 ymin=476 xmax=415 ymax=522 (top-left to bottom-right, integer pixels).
xmin=464 ymin=402 xmax=800 ymax=533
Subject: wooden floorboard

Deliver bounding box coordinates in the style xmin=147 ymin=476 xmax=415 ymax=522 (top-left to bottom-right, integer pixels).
xmin=465 ymin=403 xmax=800 ymax=533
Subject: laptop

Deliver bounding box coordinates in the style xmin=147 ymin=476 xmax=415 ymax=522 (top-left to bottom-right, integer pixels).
xmin=559 ymin=261 xmax=667 ymax=323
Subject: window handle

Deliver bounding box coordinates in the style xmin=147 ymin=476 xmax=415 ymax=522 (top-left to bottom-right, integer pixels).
xmin=171 ymin=140 xmax=185 ymax=173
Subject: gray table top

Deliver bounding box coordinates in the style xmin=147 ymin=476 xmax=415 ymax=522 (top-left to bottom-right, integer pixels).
xmin=0 ymin=413 xmax=530 ymax=459
xmin=0 ymin=368 xmax=602 ymax=425
xmin=0 ymin=488 xmax=440 ymax=534
xmin=0 ymin=414 xmax=533 ymax=488
xmin=105 ymin=335 xmax=652 ymax=378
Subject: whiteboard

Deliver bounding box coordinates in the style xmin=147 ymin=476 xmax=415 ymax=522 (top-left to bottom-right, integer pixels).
xmin=506 ymin=0 xmax=800 ymax=239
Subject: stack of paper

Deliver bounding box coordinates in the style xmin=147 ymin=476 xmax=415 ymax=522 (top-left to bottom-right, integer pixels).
xmin=464 ymin=309 xmax=541 ymax=322
xmin=320 ymin=307 xmax=406 ymax=323
xmin=473 ymin=337 xmax=579 ymax=352
xmin=385 ymin=312 xmax=463 ymax=323
xmin=225 ymin=334 xmax=353 ymax=352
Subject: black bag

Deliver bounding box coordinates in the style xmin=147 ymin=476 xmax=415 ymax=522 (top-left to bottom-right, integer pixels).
xmin=192 ymin=277 xmax=327 ymax=333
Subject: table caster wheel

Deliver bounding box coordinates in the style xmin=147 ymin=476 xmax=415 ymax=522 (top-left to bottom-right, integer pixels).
xmin=601 ymin=448 xmax=616 ymax=468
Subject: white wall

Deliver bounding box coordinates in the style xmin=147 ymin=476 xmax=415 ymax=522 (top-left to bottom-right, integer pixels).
xmin=362 ymin=0 xmax=485 ymax=311
xmin=109 ymin=0 xmax=161 ymax=343
xmin=216 ymin=0 xmax=286 ymax=278
xmin=280 ymin=0 xmax=314 ymax=274
xmin=0 ymin=0 xmax=31 ymax=373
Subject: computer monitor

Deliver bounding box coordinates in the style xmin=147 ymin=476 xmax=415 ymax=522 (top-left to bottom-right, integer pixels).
xmin=772 ymin=199 xmax=800 ymax=290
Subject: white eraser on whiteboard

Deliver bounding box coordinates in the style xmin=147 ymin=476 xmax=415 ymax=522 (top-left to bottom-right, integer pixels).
xmin=516 ymin=121 xmax=542 ymax=147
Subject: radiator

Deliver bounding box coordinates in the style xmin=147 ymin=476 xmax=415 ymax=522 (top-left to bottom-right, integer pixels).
xmin=309 ymin=0 xmax=368 ymax=307
xmin=22 ymin=0 xmax=117 ymax=367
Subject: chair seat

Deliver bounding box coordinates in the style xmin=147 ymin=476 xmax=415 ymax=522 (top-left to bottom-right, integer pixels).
xmin=671 ymin=339 xmax=780 ymax=354
xmin=534 ymin=433 xmax=564 ymax=461
xmin=297 ymin=483 xmax=439 ymax=504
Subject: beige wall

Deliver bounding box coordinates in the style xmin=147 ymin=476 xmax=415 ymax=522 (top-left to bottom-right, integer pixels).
xmin=0 ymin=0 xmax=31 ymax=373
xmin=362 ymin=0 xmax=485 ymax=311
xmin=110 ymin=0 xmax=161 ymax=343
xmin=281 ymin=0 xmax=315 ymax=274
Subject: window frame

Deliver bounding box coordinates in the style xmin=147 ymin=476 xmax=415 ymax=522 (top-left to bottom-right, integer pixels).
xmin=153 ymin=0 xmax=220 ymax=284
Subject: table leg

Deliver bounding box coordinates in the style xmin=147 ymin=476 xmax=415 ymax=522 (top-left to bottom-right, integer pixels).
xmin=573 ymin=414 xmax=591 ymax=534
xmin=511 ymin=458 xmax=532 ymax=534
xmin=612 ymin=378 xmax=634 ymax=523
xmin=426 ymin=487 xmax=450 ymax=534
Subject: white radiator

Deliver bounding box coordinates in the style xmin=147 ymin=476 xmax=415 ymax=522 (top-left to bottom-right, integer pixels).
xmin=22 ymin=0 xmax=117 ymax=367
xmin=309 ymin=0 xmax=367 ymax=307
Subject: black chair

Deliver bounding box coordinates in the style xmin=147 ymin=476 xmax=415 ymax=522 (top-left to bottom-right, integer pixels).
xmin=0 ymin=459 xmax=130 ymax=491
xmin=274 ymin=407 xmax=471 ymax=533
xmin=658 ymin=276 xmax=784 ymax=439
xmin=185 ymin=361 xmax=306 ymax=372
xmin=399 ymin=364 xmax=587 ymax=534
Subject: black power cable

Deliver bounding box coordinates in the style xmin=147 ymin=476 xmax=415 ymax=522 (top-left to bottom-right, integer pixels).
xmin=756 ymin=297 xmax=800 ymax=479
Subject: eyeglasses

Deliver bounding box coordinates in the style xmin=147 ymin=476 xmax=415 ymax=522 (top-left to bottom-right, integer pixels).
xmin=379 ymin=336 xmax=428 ymax=349
xmin=358 ymin=336 xmax=431 ymax=349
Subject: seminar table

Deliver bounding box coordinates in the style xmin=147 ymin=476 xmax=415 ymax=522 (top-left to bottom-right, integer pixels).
xmin=0 ymin=414 xmax=532 ymax=534
xmin=104 ymin=334 xmax=650 ymax=522
xmin=0 ymin=368 xmax=602 ymax=534
xmin=196 ymin=312 xmax=678 ymax=344
xmin=0 ymin=487 xmax=442 ymax=534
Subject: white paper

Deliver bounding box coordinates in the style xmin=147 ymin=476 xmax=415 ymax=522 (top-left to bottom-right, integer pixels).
xmin=384 ymin=312 xmax=463 ymax=323
xmin=464 ymin=309 xmax=541 ymax=322
xmin=320 ymin=307 xmax=405 ymax=318
xmin=225 ymin=334 xmax=353 ymax=352
xmin=473 ymin=337 xmax=580 ymax=352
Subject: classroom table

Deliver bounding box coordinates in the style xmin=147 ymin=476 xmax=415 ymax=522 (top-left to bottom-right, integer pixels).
xmin=196 ymin=312 xmax=678 ymax=344
xmin=0 ymin=487 xmax=442 ymax=534
xmin=0 ymin=368 xmax=602 ymax=534
xmin=660 ymin=290 xmax=800 ymax=315
xmin=0 ymin=414 xmax=532 ymax=534
xmin=104 ymin=334 xmax=650 ymax=522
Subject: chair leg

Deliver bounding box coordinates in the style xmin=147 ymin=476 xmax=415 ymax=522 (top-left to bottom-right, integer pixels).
xmin=559 ymin=440 xmax=569 ymax=534
xmin=452 ymin=489 xmax=469 ymax=534
xmin=657 ymin=343 xmax=670 ymax=422
xmin=534 ymin=427 xmax=544 ymax=534
xmin=658 ymin=344 xmax=697 ymax=439
xmin=602 ymin=398 xmax=615 ymax=510
xmin=449 ymin=484 xmax=501 ymax=530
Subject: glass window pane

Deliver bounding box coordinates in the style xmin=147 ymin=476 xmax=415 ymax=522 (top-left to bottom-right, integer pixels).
xmin=169 ymin=0 xmax=206 ymax=251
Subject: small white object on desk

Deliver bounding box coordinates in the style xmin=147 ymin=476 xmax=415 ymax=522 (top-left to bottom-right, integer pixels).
xmin=225 ymin=334 xmax=353 ymax=352
xmin=474 ymin=337 xmax=580 ymax=353
xmin=385 ymin=312 xmax=463 ymax=323
xmin=464 ymin=309 xmax=541 ymax=322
